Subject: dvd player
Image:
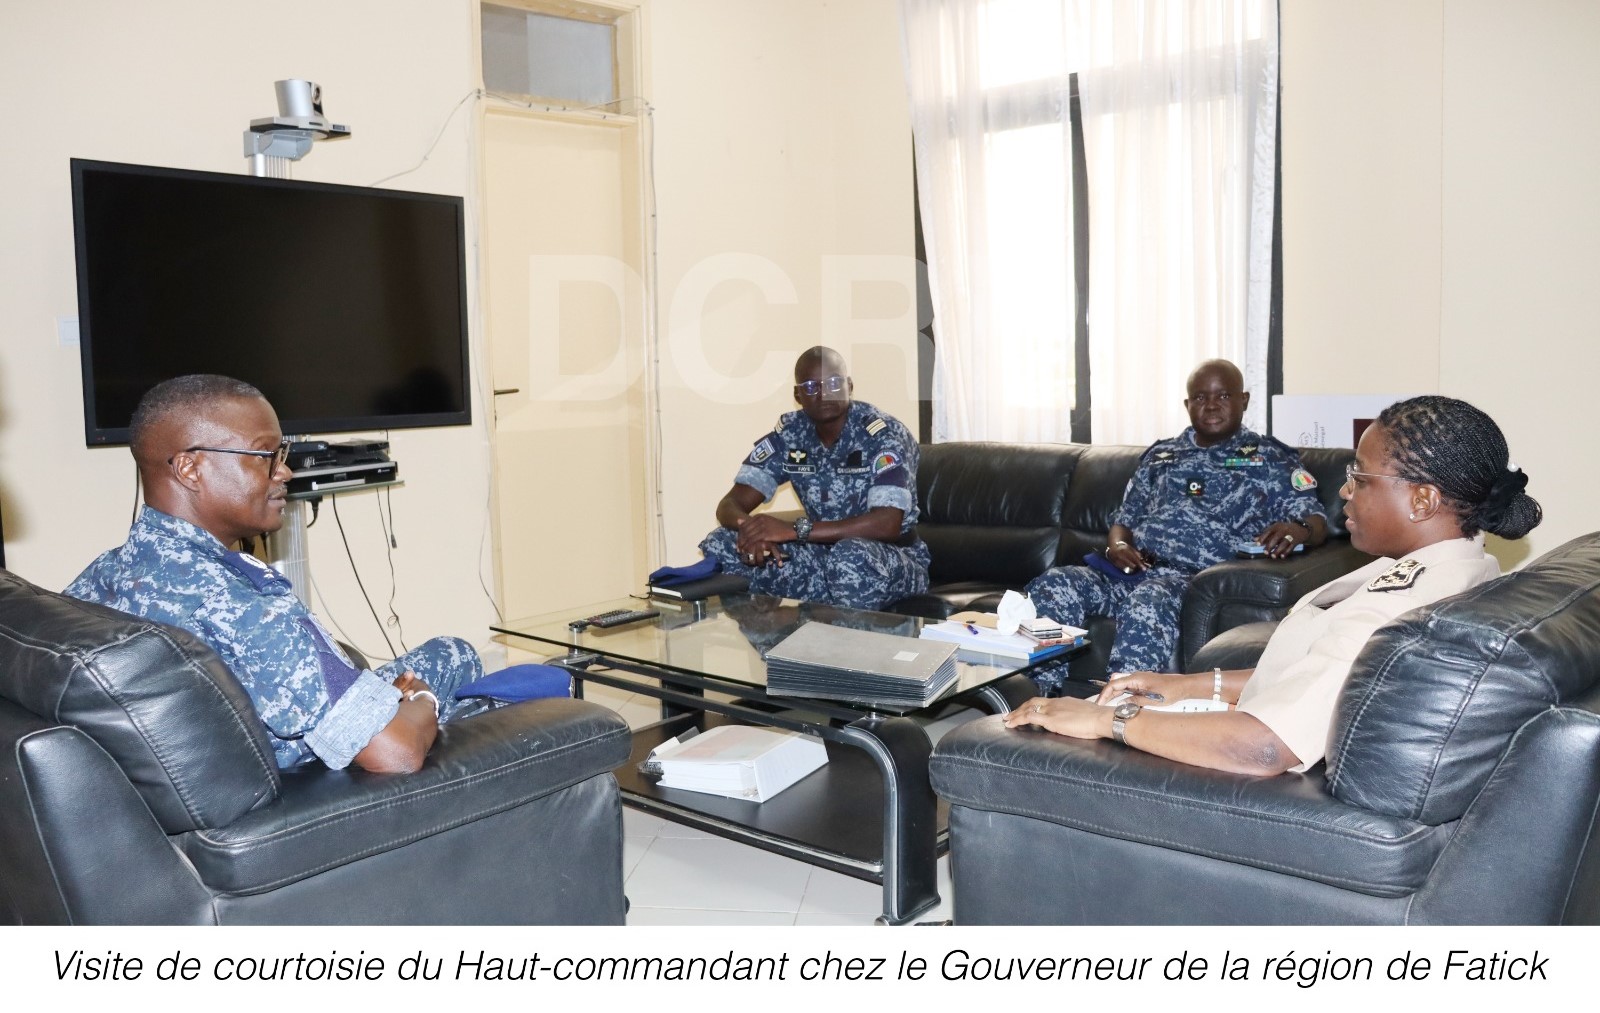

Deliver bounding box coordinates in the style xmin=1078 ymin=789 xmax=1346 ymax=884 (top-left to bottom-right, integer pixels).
xmin=286 ymin=460 xmax=399 ymax=497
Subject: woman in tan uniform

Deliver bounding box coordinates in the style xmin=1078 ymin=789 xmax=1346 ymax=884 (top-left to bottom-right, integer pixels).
xmin=1005 ymin=395 xmax=1542 ymax=775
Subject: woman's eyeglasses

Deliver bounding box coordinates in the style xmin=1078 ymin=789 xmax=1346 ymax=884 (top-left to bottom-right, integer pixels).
xmin=794 ymin=375 xmax=848 ymax=397
xmin=1344 ymin=463 xmax=1409 ymax=487
xmin=169 ymin=438 xmax=291 ymax=469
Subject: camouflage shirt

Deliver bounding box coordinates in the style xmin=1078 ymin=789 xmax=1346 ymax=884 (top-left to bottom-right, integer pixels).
xmin=65 ymin=506 xmax=403 ymax=770
xmin=734 ymin=400 xmax=920 ymax=532
xmin=1113 ymin=427 xmax=1325 ymax=574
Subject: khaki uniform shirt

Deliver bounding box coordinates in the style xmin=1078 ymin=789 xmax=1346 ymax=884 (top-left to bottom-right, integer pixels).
xmin=1235 ymin=535 xmax=1500 ymax=771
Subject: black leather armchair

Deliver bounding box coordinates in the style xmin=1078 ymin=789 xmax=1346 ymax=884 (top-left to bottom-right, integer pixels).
xmin=0 ymin=569 xmax=632 ymax=925
xmin=891 ymin=441 xmax=1370 ymax=677
xmin=929 ymin=532 xmax=1600 ymax=924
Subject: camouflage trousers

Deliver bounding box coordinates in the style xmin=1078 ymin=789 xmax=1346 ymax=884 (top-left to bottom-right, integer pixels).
xmin=1023 ymin=565 xmax=1192 ymax=674
xmin=373 ymin=635 xmax=483 ymax=722
xmin=699 ymin=527 xmax=930 ymax=611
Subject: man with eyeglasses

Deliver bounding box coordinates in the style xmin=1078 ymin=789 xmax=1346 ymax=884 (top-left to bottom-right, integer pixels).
xmin=66 ymin=374 xmax=480 ymax=773
xmin=698 ymin=346 xmax=930 ymax=610
xmin=1024 ymin=359 xmax=1329 ymax=681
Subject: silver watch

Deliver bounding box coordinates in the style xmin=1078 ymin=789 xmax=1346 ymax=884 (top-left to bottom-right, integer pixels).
xmin=1111 ymin=700 xmax=1142 ymax=744
xmin=792 ymin=516 xmax=814 ymax=544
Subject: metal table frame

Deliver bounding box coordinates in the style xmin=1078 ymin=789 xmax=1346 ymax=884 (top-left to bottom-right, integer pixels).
xmin=547 ymin=643 xmax=1041 ymax=924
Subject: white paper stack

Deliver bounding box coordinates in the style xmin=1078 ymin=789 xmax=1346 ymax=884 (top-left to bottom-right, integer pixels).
xmin=654 ymin=725 xmax=828 ymax=802
xmin=918 ymin=620 xmax=1084 ymax=661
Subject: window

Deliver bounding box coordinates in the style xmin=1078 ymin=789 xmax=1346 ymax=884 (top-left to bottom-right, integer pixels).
xmin=907 ymin=1 xmax=1279 ymax=445
xmin=481 ymin=2 xmax=618 ymax=107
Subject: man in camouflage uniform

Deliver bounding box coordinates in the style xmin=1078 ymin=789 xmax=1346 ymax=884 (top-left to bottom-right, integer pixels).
xmin=66 ymin=375 xmax=477 ymax=772
xmin=1025 ymin=360 xmax=1328 ymax=677
xmin=699 ymin=346 xmax=930 ymax=611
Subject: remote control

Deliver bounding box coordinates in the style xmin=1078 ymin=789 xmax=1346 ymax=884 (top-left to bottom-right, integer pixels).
xmin=581 ymin=608 xmax=661 ymax=629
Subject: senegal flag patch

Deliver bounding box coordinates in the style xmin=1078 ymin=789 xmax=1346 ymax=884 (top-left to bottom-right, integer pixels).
xmin=1291 ymin=467 xmax=1318 ymax=491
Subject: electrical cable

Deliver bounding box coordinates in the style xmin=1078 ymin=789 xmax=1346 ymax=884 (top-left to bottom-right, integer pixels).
xmin=460 ymin=107 xmax=505 ymax=625
xmin=368 ymin=89 xmax=483 ymax=189
xmin=330 ymin=494 xmax=398 ymax=657
xmin=308 ymin=566 xmax=391 ymax=665
xmin=641 ymin=101 xmax=668 ymax=563
xmin=376 ymin=488 xmax=408 ymax=652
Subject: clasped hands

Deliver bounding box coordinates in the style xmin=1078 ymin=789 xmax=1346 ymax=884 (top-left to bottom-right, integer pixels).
xmin=734 ymin=514 xmax=797 ymax=568
xmin=1109 ymin=518 xmax=1307 ymax=571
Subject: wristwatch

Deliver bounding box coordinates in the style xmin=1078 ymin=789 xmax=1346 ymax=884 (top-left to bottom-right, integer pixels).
xmin=792 ymin=516 xmax=814 ymax=544
xmin=1111 ymin=700 xmax=1142 ymax=744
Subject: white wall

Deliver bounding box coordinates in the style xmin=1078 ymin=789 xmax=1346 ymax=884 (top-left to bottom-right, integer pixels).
xmin=1438 ymin=0 xmax=1599 ymax=568
xmin=0 ymin=0 xmax=501 ymax=658
xmin=647 ymin=0 xmax=917 ymax=562
xmin=1282 ymin=0 xmax=1598 ymax=567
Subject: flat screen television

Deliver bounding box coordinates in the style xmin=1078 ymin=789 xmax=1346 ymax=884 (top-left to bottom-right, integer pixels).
xmin=71 ymin=158 xmax=471 ymax=445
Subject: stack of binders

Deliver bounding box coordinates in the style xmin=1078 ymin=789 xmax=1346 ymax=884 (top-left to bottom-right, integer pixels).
xmin=764 ymin=621 xmax=960 ymax=709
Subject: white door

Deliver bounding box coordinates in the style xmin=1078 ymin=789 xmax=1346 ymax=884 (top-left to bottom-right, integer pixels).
xmin=481 ymin=107 xmax=650 ymax=619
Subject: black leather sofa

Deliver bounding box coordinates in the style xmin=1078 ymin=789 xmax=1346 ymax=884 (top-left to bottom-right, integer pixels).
xmin=0 ymin=569 xmax=632 ymax=925
xmin=929 ymin=531 xmax=1600 ymax=924
xmin=891 ymin=441 xmax=1371 ymax=677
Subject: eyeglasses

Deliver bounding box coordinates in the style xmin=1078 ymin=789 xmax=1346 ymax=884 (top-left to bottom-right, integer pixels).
xmin=1344 ymin=463 xmax=1410 ymax=487
xmin=170 ymin=438 xmax=291 ymax=470
xmin=1184 ymin=391 xmax=1242 ymax=407
xmin=794 ymin=375 xmax=848 ymax=398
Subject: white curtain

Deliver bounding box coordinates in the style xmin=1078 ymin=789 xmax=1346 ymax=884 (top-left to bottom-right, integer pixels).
xmin=901 ymin=0 xmax=1278 ymax=444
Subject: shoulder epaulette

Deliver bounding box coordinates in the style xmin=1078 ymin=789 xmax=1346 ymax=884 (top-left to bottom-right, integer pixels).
xmin=1367 ymin=558 xmax=1425 ymax=592
xmin=866 ymin=417 xmax=887 ymax=437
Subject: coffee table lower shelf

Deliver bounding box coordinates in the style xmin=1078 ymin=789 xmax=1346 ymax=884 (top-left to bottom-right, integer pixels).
xmin=616 ymin=712 xmax=949 ymax=920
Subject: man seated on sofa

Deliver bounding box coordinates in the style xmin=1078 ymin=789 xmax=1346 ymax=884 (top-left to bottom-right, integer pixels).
xmin=66 ymin=374 xmax=480 ymax=773
xmin=698 ymin=345 xmax=930 ymax=611
xmin=1024 ymin=359 xmax=1328 ymax=677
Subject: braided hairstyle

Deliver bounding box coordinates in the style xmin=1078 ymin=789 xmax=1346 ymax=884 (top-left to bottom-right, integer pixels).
xmin=129 ymin=374 xmax=264 ymax=459
xmin=1376 ymin=395 xmax=1542 ymax=539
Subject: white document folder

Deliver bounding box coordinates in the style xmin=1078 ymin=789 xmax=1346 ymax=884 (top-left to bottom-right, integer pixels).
xmin=655 ymin=725 xmax=828 ymax=802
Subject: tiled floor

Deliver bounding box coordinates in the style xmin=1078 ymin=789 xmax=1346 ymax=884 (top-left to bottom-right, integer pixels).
xmin=531 ymin=654 xmax=975 ymax=926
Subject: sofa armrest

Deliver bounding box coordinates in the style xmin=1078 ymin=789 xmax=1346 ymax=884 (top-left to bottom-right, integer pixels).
xmin=1181 ymin=542 xmax=1374 ymax=669
xmin=177 ymin=698 xmax=631 ymax=894
xmin=1188 ymin=621 xmax=1278 ymax=672
xmin=930 ymin=716 xmax=1448 ymax=896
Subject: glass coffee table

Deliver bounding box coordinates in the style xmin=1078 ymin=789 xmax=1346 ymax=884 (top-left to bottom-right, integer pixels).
xmin=492 ymin=593 xmax=1079 ymax=924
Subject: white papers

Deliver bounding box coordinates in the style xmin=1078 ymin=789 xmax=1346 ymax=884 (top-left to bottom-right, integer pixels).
xmin=653 ymin=725 xmax=828 ymax=802
xmin=918 ymin=620 xmax=1081 ymax=660
xmin=920 ymin=611 xmax=1086 ymax=661
xmin=1104 ymin=692 xmax=1230 ymax=714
